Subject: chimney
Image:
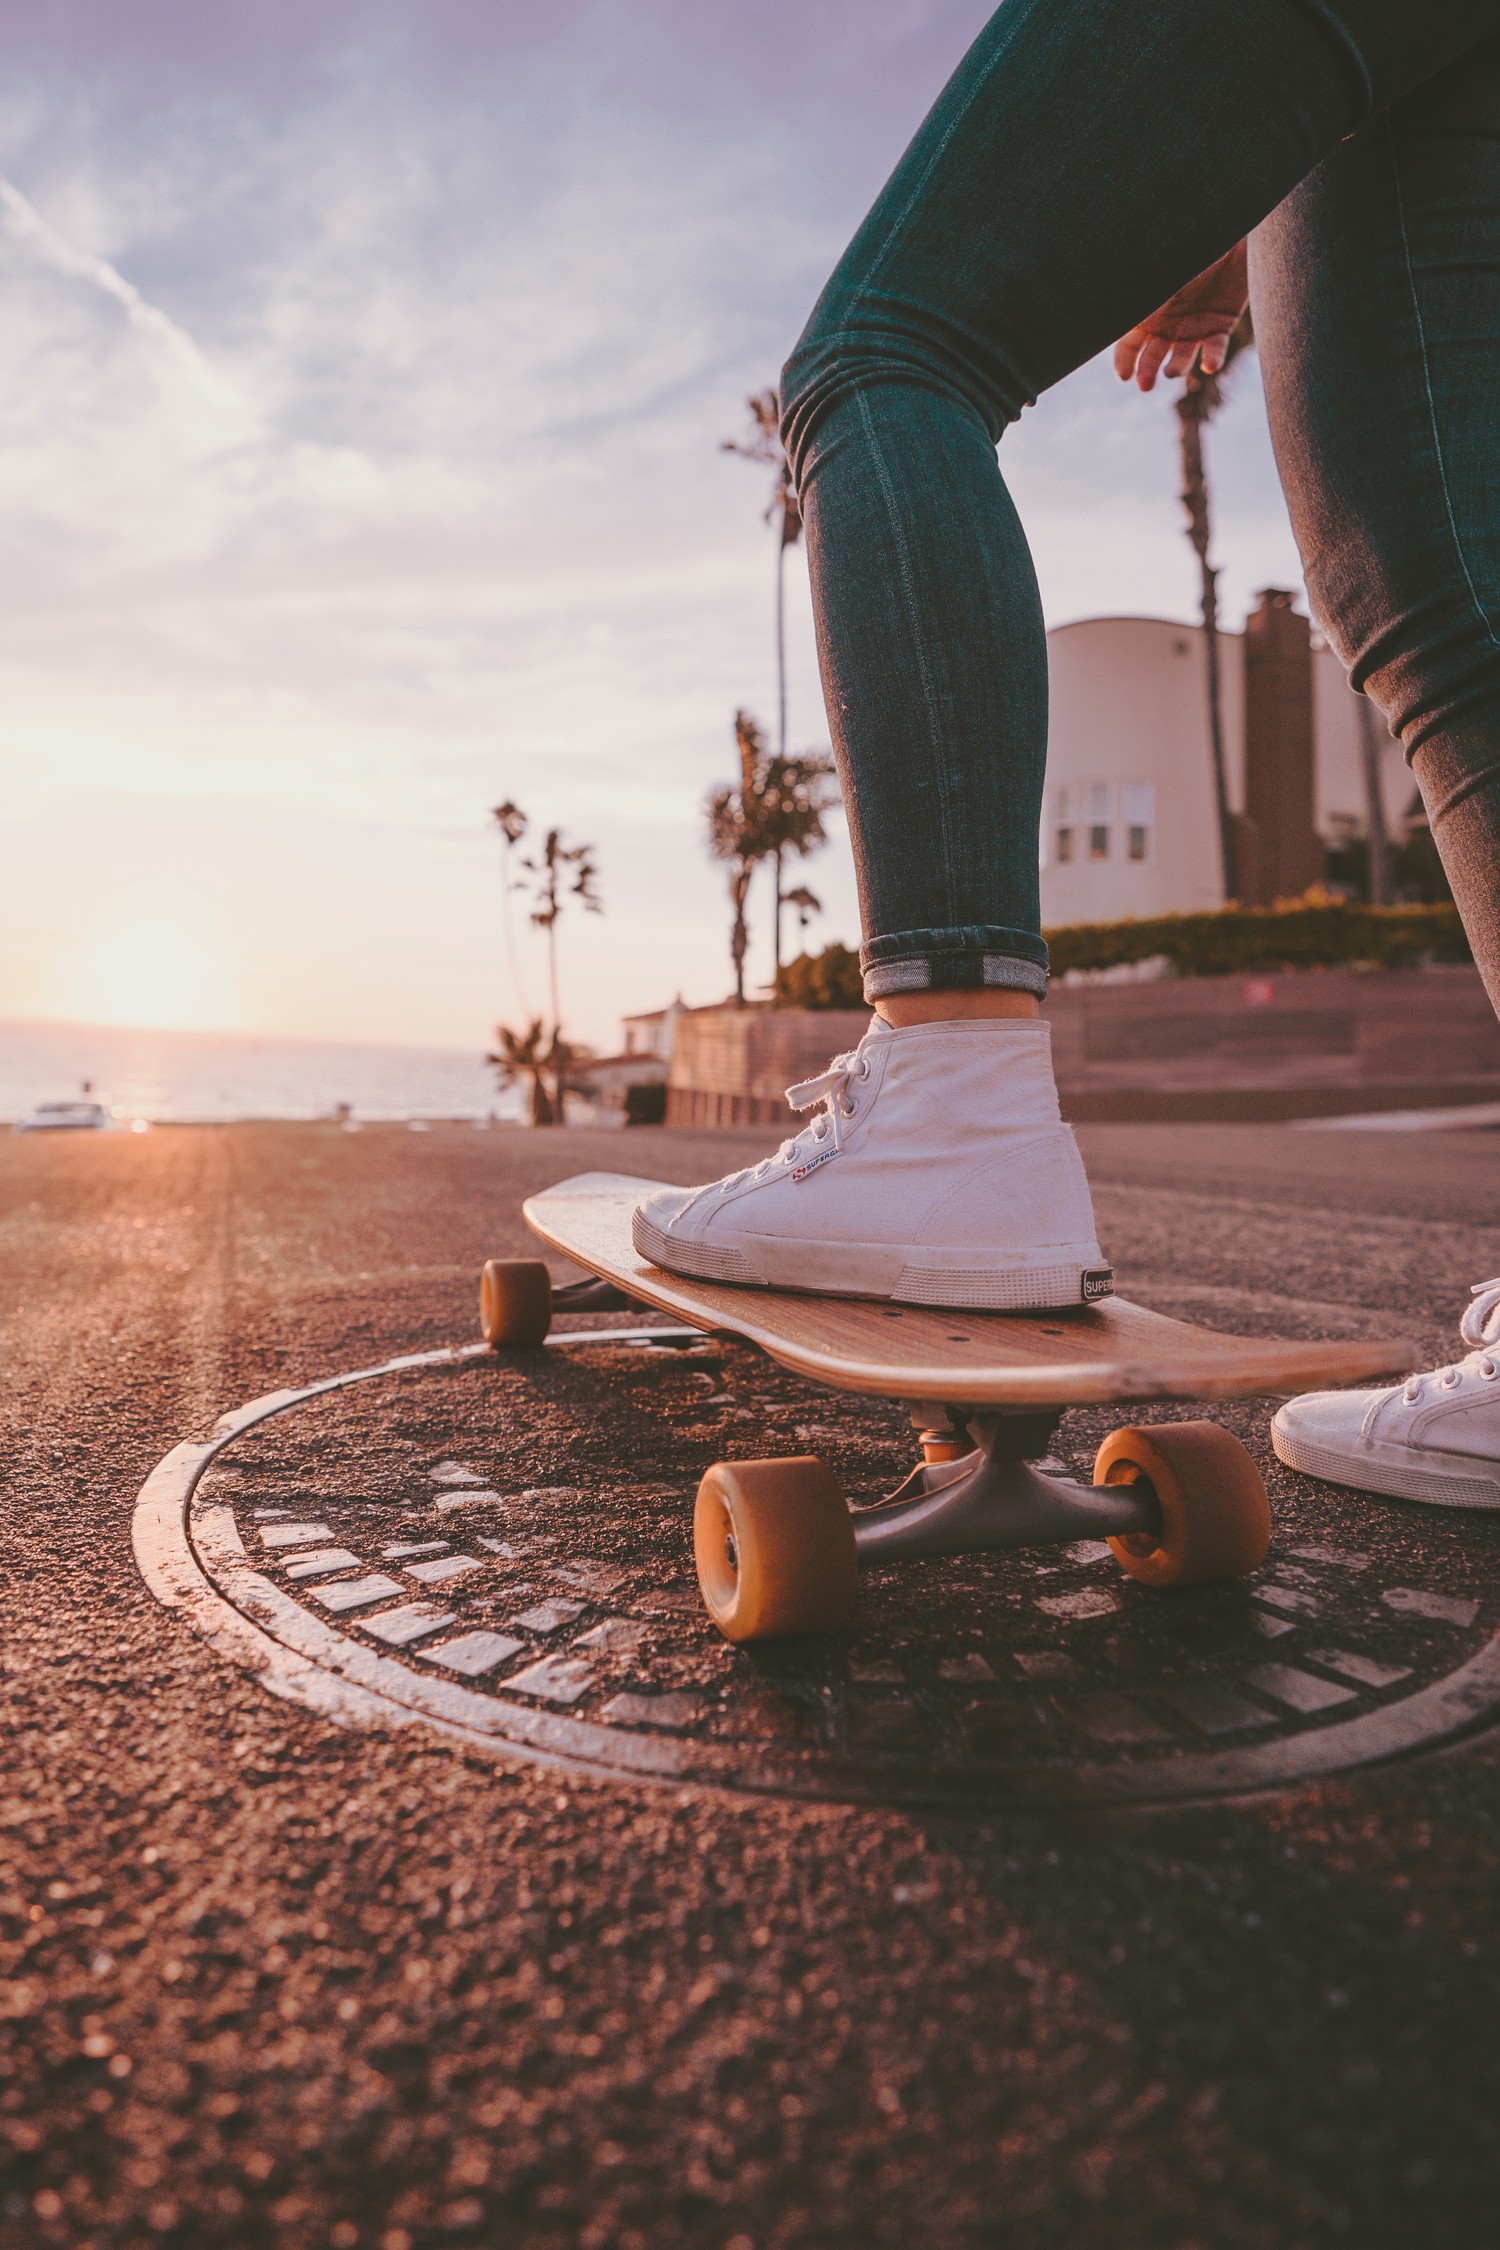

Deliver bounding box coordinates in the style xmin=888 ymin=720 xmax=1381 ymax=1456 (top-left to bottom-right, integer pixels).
xmin=1240 ymin=588 xmax=1323 ymax=905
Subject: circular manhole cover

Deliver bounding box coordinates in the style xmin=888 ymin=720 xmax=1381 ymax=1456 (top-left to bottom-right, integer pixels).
xmin=134 ymin=1324 xmax=1500 ymax=1808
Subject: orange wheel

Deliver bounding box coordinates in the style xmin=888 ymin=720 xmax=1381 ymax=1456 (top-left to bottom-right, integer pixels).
xmin=693 ymin=1456 xmax=857 ymax=1643
xmin=479 ymin=1259 xmax=552 ymax=1347
xmin=1096 ymin=1419 xmax=1270 ymax=1589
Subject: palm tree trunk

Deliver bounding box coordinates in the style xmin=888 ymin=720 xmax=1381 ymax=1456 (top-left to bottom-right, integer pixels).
xmin=500 ymin=842 xmax=531 ymax=1021
xmin=731 ymin=866 xmax=750 ymax=1004
xmin=1199 ymin=554 xmax=1237 ymax=903
xmin=773 ymin=845 xmax=784 ymax=986
xmin=775 ymin=504 xmax=788 ymax=763
xmin=547 ymin=921 xmax=561 ymax=1044
xmin=1178 ymin=389 xmax=1237 ymax=903
xmin=773 ymin=514 xmax=788 ymax=984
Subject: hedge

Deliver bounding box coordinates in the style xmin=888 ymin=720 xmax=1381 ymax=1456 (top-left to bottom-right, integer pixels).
xmin=776 ymin=899 xmax=1469 ymax=1007
xmin=775 ymin=943 xmax=865 ymax=1009
xmin=1044 ymin=897 xmax=1468 ymax=977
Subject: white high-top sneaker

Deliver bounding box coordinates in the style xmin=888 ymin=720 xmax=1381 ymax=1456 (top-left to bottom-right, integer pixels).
xmin=1271 ymin=1278 xmax=1500 ymax=1509
xmin=632 ymin=1015 xmax=1112 ymax=1311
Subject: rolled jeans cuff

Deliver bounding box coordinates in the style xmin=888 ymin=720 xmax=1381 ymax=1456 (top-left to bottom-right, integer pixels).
xmin=860 ymin=927 xmax=1049 ymax=1004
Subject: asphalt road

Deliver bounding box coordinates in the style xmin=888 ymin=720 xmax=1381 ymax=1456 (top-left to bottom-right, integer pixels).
xmin=4 ymin=1118 xmax=1500 ymax=2250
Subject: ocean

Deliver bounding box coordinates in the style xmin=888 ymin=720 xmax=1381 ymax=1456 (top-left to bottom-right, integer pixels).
xmin=0 ymin=1018 xmax=528 ymax=1126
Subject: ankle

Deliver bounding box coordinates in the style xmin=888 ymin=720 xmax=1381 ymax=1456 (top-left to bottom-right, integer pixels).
xmin=876 ymin=990 xmax=1042 ymax=1028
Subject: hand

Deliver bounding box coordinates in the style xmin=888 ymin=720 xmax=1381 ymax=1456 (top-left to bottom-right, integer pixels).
xmin=1113 ymin=240 xmax=1249 ymax=392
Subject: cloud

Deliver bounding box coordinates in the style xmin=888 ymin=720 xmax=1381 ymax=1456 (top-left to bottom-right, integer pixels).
xmin=0 ymin=3 xmax=1301 ymax=1048
xmin=0 ymin=176 xmax=243 ymax=408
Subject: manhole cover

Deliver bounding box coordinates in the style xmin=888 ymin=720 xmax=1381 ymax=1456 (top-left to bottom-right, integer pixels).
xmin=134 ymin=1325 xmax=1500 ymax=1808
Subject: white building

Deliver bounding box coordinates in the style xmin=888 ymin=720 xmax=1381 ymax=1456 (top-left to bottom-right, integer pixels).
xmin=1040 ymin=606 xmax=1410 ymax=924
xmin=621 ymin=998 xmax=686 ymax=1061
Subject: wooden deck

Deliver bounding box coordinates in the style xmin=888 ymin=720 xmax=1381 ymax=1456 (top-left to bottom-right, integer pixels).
xmin=525 ymin=1173 xmax=1415 ymax=1409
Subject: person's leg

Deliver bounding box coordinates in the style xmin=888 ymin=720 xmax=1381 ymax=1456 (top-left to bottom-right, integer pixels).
xmin=1253 ymin=41 xmax=1500 ymax=1504
xmin=780 ymin=0 xmax=1494 ymax=1010
xmin=636 ymin=0 xmax=1495 ymax=1309
xmin=1252 ymin=37 xmax=1500 ymax=1009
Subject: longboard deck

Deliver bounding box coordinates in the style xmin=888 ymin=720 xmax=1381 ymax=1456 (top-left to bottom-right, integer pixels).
xmin=524 ymin=1173 xmax=1414 ymax=1409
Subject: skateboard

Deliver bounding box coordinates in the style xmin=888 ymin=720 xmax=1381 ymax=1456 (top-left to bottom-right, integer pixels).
xmin=478 ymin=1171 xmax=1413 ymax=1646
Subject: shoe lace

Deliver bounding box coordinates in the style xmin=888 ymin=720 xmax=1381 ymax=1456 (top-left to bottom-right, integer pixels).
xmin=712 ymin=1045 xmax=872 ymax=1192
xmin=1393 ymin=1277 xmax=1500 ymax=1409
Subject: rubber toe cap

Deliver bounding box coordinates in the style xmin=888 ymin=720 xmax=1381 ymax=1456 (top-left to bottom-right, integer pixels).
xmin=1272 ymin=1387 xmax=1387 ymax=1448
xmin=634 ymin=1184 xmax=695 ymax=1233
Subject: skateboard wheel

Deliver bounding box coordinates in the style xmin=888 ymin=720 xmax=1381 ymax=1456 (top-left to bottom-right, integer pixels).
xmin=1095 ymin=1419 xmax=1270 ymax=1589
xmin=693 ymin=1457 xmax=857 ymax=1643
xmin=479 ymin=1259 xmax=552 ymax=1347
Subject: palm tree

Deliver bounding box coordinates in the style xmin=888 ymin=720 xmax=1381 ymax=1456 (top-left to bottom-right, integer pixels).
xmin=706 ymin=712 xmax=775 ymax=1005
xmin=784 ymin=883 xmax=821 ymax=934
xmin=488 ymin=808 xmax=601 ymax=1120
xmin=706 ymin=712 xmax=838 ymax=1002
xmin=758 ymin=747 xmax=839 ymax=982
xmin=542 ymin=1026 xmax=577 ymax=1124
xmin=1176 ymin=312 xmax=1253 ymax=902
xmin=487 ymin=1018 xmax=556 ymax=1125
xmin=490 ymin=800 xmax=533 ymax=1019
xmin=517 ymin=826 xmax=602 ymax=1048
xmin=723 ymin=388 xmax=811 ymax=972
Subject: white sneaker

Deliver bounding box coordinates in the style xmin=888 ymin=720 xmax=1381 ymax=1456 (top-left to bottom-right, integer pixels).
xmin=632 ymin=1015 xmax=1111 ymax=1311
xmin=1271 ymin=1278 xmax=1500 ymax=1509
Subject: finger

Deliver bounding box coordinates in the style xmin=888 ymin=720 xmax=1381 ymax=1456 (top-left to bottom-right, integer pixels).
xmin=1113 ymin=330 xmax=1146 ymax=382
xmin=1133 ymin=335 xmax=1172 ymax=393
xmin=1199 ymin=330 xmax=1230 ymax=376
xmin=1164 ymin=339 xmax=1201 ymax=381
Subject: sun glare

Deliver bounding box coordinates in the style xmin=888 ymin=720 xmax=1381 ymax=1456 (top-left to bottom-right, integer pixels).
xmin=86 ymin=924 xmax=217 ymax=1029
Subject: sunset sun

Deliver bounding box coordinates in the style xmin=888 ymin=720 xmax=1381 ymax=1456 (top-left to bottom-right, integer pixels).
xmin=85 ymin=924 xmax=217 ymax=1029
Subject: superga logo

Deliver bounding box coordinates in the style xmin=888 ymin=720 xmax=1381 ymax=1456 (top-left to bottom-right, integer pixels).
xmin=791 ymin=1144 xmax=839 ymax=1183
xmin=1081 ymin=1268 xmax=1114 ymax=1302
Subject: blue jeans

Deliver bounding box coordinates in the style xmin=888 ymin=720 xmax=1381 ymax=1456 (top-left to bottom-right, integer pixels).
xmin=781 ymin=0 xmax=1500 ymax=1007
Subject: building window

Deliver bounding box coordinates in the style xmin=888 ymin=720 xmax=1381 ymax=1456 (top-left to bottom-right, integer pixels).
xmin=1122 ymin=781 xmax=1154 ymax=865
xmin=1052 ymin=784 xmax=1073 ymax=865
xmin=1088 ymin=824 xmax=1110 ymax=859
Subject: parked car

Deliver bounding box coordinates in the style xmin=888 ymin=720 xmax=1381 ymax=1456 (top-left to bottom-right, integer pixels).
xmin=13 ymin=1099 xmax=111 ymax=1133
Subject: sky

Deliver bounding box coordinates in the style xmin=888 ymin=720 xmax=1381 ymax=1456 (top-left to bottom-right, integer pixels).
xmin=0 ymin=0 xmax=1307 ymax=1053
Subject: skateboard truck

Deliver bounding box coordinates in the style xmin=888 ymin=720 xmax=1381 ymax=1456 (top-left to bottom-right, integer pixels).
xmin=481 ymin=1242 xmax=1274 ymax=1642
xmin=484 ymin=1187 xmax=1397 ymax=1643
xmin=852 ymin=1407 xmax=1160 ymax=1564
xmin=480 ymin=1260 xmax=705 ymax=1353
xmin=689 ymin=1408 xmax=1265 ymax=1642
